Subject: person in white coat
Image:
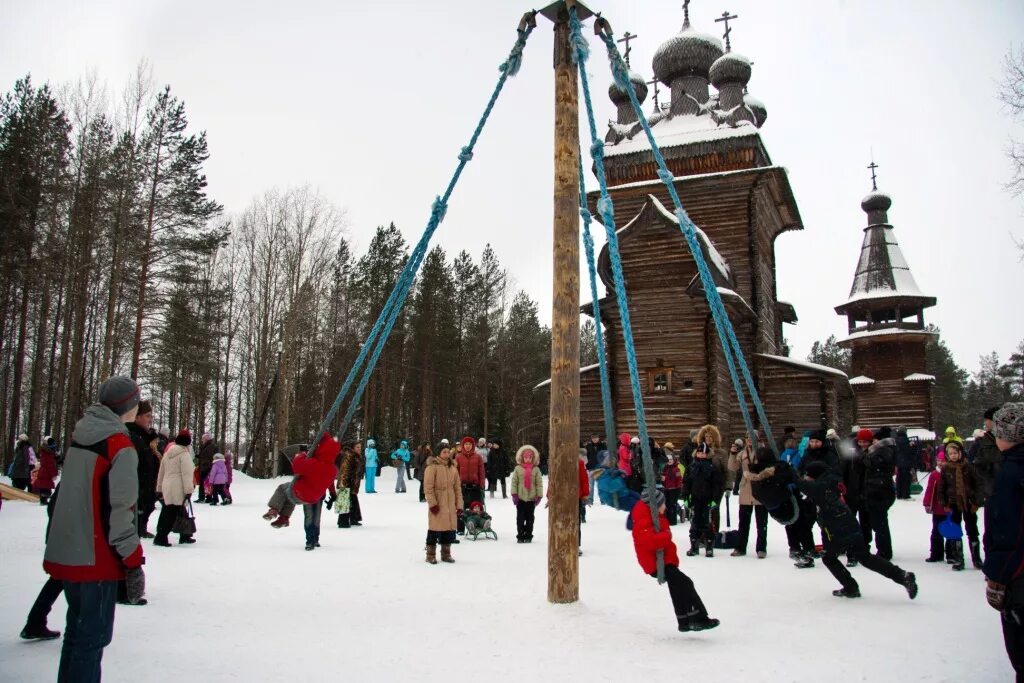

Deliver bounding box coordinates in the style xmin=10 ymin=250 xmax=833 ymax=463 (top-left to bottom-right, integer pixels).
xmin=154 ymin=430 xmax=196 ymax=546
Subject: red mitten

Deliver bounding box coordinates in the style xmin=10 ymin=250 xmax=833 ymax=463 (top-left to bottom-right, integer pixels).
xmin=429 ymin=505 xmax=440 ymax=515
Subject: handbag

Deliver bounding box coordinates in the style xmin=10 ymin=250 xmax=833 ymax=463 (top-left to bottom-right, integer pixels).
xmin=333 ymin=487 xmax=351 ymax=514
xmin=714 ymin=495 xmax=739 ymax=549
xmin=172 ymin=499 xmax=197 ymax=536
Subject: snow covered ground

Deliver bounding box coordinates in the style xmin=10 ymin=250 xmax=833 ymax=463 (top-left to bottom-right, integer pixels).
xmin=1 ymin=469 xmax=1012 ymax=682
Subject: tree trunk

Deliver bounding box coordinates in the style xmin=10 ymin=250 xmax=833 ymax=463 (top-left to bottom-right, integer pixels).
xmin=131 ymin=126 xmax=164 ymax=379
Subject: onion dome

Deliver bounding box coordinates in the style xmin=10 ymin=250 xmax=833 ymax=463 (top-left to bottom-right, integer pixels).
xmin=709 ymin=52 xmax=752 ymax=88
xmin=652 ymin=22 xmax=724 ymax=86
xmin=860 ymin=190 xmax=892 ymax=214
xmin=608 ymin=70 xmax=649 ymax=106
xmin=743 ymin=93 xmax=767 ymax=127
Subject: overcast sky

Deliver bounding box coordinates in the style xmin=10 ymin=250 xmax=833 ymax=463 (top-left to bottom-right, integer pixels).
xmin=3 ymin=0 xmax=1022 ymax=373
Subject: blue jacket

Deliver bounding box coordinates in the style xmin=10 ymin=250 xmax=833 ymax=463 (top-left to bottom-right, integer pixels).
xmin=983 ymin=442 xmax=1024 ymax=586
xmin=365 ymin=447 xmax=378 ymax=467
xmin=391 ymin=444 xmax=411 ymax=464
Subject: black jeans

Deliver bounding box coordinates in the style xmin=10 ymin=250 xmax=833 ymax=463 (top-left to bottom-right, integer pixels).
xmin=425 ymin=529 xmax=456 ymax=546
xmin=822 ymin=542 xmax=906 ymax=593
xmin=786 ymin=498 xmax=816 ymax=553
xmin=58 ymin=580 xmax=117 ymax=683
xmin=895 ymin=467 xmax=913 ymax=499
xmin=1003 ymin=579 xmax=1024 ymax=680
xmin=25 ymin=577 xmax=64 ymax=629
xmin=304 ymin=498 xmax=323 ymax=545
xmin=664 ymin=489 xmax=681 ymax=525
xmin=656 ymin=564 xmax=708 ymax=622
xmin=689 ymin=498 xmax=712 ymax=544
xmin=155 ymin=502 xmax=186 ymax=542
xmin=929 ymin=513 xmax=946 ymax=559
xmin=866 ymin=502 xmax=894 ymax=559
xmin=516 ymin=500 xmax=537 ymax=540
xmin=197 ymin=468 xmax=210 ymax=501
xmin=737 ymin=504 xmax=768 ymax=553
xmin=209 ymin=484 xmax=227 ymax=504
xmin=949 ymin=505 xmax=980 ymax=543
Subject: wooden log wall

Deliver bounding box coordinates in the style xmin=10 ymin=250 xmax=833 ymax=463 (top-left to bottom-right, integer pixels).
xmin=851 ymin=380 xmax=932 ymax=430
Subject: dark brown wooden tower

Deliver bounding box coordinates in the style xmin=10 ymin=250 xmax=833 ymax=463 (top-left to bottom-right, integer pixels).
xmin=835 ymin=185 xmax=936 ymax=433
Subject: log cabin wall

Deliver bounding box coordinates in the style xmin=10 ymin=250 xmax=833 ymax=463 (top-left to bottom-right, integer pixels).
xmin=850 ymin=340 xmax=927 ymax=381
xmin=851 ymin=380 xmax=932 ymax=430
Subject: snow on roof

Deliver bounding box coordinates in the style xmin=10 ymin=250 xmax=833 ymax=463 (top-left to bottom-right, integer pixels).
xmin=841 ymin=225 xmax=934 ymax=308
xmin=605 ymin=112 xmax=759 ymax=158
xmin=907 ymin=428 xmax=937 ymax=442
xmin=904 ymin=373 xmax=936 ymax=382
xmin=533 ymin=363 xmax=600 ymax=391
xmin=839 ymin=327 xmax=936 ymax=343
xmin=849 ymin=375 xmax=876 ymax=385
xmin=603 ymin=165 xmax=788 ymax=192
xmin=756 ymin=353 xmax=849 ymax=380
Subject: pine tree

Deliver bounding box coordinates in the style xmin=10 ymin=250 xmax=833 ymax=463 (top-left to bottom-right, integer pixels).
xmin=806 ymin=334 xmax=851 ymax=375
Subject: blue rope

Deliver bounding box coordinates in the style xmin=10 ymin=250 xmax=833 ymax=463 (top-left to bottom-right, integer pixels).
xmin=594 ymin=26 xmax=776 ymax=451
xmin=569 ymin=9 xmax=664 ymax=583
xmin=577 ymin=154 xmax=616 ymax=452
xmin=302 ymin=23 xmax=537 ymax=456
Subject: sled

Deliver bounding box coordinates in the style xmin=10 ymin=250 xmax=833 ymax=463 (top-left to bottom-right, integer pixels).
xmin=938 ymin=512 xmax=963 ymax=540
xmin=0 ymin=482 xmax=40 ymax=502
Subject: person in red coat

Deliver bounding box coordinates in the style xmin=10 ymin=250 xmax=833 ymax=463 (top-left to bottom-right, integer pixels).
xmin=631 ymin=489 xmax=719 ymax=633
xmin=263 ymin=434 xmax=340 ymax=530
xmin=455 ymin=436 xmax=485 ymax=535
xmin=32 ymin=442 xmax=60 ymax=505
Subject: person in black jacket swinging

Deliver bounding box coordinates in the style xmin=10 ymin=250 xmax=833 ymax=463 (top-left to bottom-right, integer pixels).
xmin=798 ymin=460 xmax=918 ymax=600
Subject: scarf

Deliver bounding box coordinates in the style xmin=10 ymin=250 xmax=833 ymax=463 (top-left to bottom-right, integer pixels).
xmin=522 ymin=454 xmax=536 ymax=495
xmin=945 ymin=459 xmax=967 ymax=510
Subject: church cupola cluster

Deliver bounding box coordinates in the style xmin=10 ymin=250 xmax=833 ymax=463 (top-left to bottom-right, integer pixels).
xmin=605 ymin=3 xmax=767 ymax=147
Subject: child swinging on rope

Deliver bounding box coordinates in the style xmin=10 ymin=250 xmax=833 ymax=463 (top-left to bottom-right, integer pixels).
xmin=262 ymin=434 xmax=340 ymax=535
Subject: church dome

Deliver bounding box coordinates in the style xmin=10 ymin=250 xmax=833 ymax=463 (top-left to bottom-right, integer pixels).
xmin=652 ymin=24 xmax=724 ymax=85
xmin=608 ymin=70 xmax=649 ymax=106
xmin=743 ymin=93 xmax=767 ymax=127
xmin=861 ymin=190 xmax=892 ymax=214
xmin=709 ymin=52 xmax=751 ymax=88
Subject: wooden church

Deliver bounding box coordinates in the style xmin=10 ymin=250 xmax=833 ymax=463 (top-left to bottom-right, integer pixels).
xmin=835 ymin=176 xmax=937 ymax=436
xmin=537 ymin=7 xmax=853 ymax=444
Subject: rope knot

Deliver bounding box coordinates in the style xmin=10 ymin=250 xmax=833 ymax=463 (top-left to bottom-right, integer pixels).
xmin=590 ymin=140 xmax=605 ymax=162
xmin=569 ymin=13 xmax=590 ymax=64
xmin=431 ymin=197 xmax=448 ymax=223
xmin=596 ymin=196 xmax=614 ymax=219
xmin=658 ymin=168 xmax=675 ymax=185
xmin=579 ymin=207 xmax=593 ymax=223
xmin=500 ymin=29 xmax=530 ymax=76
xmin=458 ymin=147 xmax=474 ymax=162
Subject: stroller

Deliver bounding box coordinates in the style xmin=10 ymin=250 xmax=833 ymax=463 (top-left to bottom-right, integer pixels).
xmin=464 ymin=500 xmax=498 ymax=541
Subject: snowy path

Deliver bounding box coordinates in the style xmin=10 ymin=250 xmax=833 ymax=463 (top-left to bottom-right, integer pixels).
xmin=1 ymin=470 xmax=1011 ymax=682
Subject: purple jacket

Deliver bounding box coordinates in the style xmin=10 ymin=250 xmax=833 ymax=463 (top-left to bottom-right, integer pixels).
xmin=208 ymin=459 xmax=229 ymax=485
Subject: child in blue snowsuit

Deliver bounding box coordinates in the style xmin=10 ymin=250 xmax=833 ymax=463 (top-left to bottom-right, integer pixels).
xmin=365 ymin=439 xmax=378 ymax=493
xmin=392 ymin=440 xmax=411 ymax=493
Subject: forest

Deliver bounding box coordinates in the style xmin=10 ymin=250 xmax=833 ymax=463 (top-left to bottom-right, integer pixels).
xmin=0 ymin=71 xmax=557 ymax=476
xmin=2 ymin=69 xmax=1019 ymax=478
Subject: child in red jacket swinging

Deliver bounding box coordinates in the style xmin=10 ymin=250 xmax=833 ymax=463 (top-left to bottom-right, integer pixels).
xmin=263 ymin=434 xmax=340 ymax=535
xmin=631 ymin=488 xmax=719 ymax=633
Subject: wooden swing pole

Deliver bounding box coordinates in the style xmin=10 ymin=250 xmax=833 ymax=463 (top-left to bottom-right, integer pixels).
xmin=540 ymin=0 xmax=592 ymax=604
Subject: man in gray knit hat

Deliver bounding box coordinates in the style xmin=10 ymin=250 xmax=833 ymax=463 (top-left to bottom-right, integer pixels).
xmin=982 ymin=402 xmax=1024 ymax=679
xmin=44 ymin=376 xmax=145 ymax=681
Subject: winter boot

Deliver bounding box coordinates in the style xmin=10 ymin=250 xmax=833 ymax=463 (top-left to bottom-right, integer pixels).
xmin=153 ymin=536 xmax=171 ymax=547
xmin=969 ymin=540 xmax=983 ymax=569
xmin=425 ymin=545 xmax=438 ymax=564
xmin=832 ymin=587 xmax=861 ymax=599
xmin=846 ymin=555 xmax=859 ymax=568
xmin=788 ymin=548 xmax=800 ymax=559
xmin=262 ymin=508 xmax=279 ymax=521
xmin=951 ymin=541 xmax=965 ymax=571
xmin=730 ymin=549 xmax=746 ymax=557
xmin=686 ymin=540 xmax=700 ymax=557
xmin=441 ymin=544 xmax=455 ymax=563
xmin=679 ymin=613 xmax=721 ymax=632
xmin=944 ymin=539 xmax=956 ymax=564
xmin=20 ymin=624 xmax=61 ymax=641
xmin=270 ymin=515 xmax=290 ymax=529
xmin=337 ymin=514 xmax=350 ymax=528
xmin=756 ymin=550 xmax=767 ymax=559
xmin=794 ymin=553 xmax=815 ymax=569
xmin=903 ymin=571 xmax=918 ymax=600
xmin=305 ymin=542 xmax=315 ymax=551
xmin=704 ymin=540 xmax=714 ymax=558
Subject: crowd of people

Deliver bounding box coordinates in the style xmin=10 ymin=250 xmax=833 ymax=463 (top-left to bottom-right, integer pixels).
xmin=5 ymin=374 xmax=1023 ymax=680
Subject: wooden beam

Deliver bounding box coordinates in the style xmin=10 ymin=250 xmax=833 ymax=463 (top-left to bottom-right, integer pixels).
xmin=547 ymin=2 xmax=581 ymax=604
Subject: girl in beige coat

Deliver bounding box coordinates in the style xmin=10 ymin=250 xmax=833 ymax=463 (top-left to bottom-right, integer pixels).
xmin=728 ymin=436 xmax=768 ymax=557
xmin=424 ymin=446 xmax=463 ymax=564
xmin=154 ymin=431 xmax=197 ymax=546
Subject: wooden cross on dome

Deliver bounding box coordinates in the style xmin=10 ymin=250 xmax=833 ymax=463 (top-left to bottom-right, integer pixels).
xmin=646 ymin=77 xmax=661 ymax=109
xmin=715 ymin=10 xmax=738 ymax=51
xmin=682 ymin=0 xmax=691 ymax=26
xmin=617 ymin=32 xmax=638 ymax=67
xmin=867 ymin=160 xmax=879 ymax=191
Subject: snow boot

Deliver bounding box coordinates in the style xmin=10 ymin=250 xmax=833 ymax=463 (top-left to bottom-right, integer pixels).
xmin=441 ymin=544 xmax=455 ymax=563
xmin=944 ymin=539 xmax=956 ymax=563
xmin=788 ymin=548 xmax=799 ymax=559
xmin=262 ymin=508 xmax=279 ymax=521
xmin=846 ymin=556 xmax=859 ymax=568
xmin=832 ymin=587 xmax=861 ymax=599
xmin=686 ymin=540 xmax=700 ymax=557
xmin=271 ymin=515 xmax=290 ymax=529
xmin=951 ymin=541 xmax=965 ymax=571
xmin=140 ymin=530 xmax=155 ymax=539
xmin=679 ymin=612 xmax=720 ymax=632
xmin=969 ymin=540 xmax=983 ymax=569
xmin=756 ymin=551 xmax=767 ymax=559
xmin=793 ymin=553 xmax=815 ymax=569
xmin=426 ymin=545 xmax=438 ymax=564
xmin=903 ymin=571 xmax=918 ymax=600
xmin=20 ymin=624 xmax=61 ymax=641
xmin=730 ymin=549 xmax=746 ymax=557
xmin=704 ymin=540 xmax=714 ymax=558
xmin=179 ymin=536 xmax=196 ymax=544
xmin=153 ymin=536 xmax=171 ymax=547
xmin=305 ymin=542 xmax=315 ymax=551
